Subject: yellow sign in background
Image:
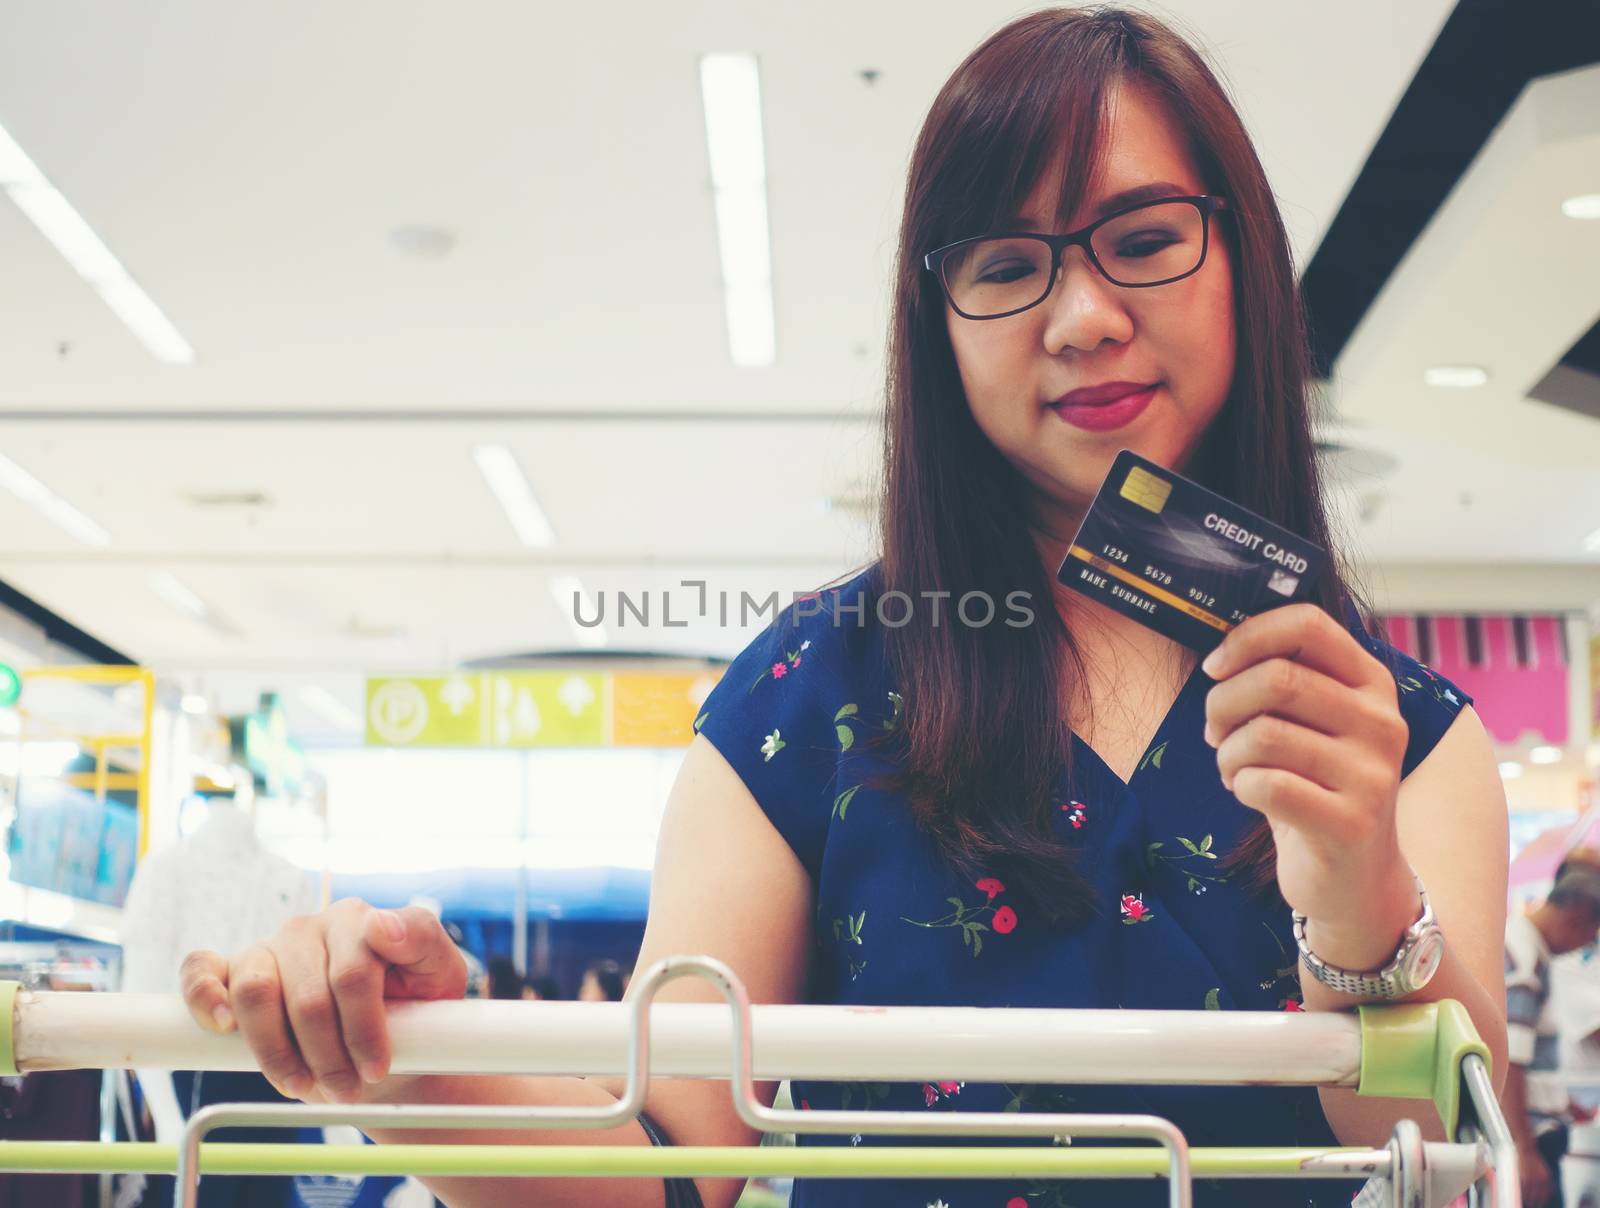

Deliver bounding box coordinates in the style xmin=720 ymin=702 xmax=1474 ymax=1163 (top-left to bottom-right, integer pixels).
xmin=366 ymin=670 xmax=719 ymax=749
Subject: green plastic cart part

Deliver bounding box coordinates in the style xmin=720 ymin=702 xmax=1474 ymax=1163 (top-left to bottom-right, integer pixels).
xmin=1356 ymin=1000 xmax=1490 ymax=1137
xmin=0 ymin=1142 xmax=1379 ymax=1180
xmin=0 ymin=981 xmax=16 ymax=1078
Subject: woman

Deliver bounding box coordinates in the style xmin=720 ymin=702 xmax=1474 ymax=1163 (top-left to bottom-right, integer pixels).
xmin=179 ymin=9 xmax=1508 ymax=1207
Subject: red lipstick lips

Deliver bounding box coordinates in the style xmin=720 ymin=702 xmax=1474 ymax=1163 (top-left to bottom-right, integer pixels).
xmin=1048 ymin=382 xmax=1159 ymax=432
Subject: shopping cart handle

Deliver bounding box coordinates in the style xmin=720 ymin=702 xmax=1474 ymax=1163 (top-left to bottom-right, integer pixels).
xmin=1356 ymin=1000 xmax=1491 ymax=1137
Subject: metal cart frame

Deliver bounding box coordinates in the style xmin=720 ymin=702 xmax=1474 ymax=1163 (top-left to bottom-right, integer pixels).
xmin=0 ymin=955 xmax=1515 ymax=1207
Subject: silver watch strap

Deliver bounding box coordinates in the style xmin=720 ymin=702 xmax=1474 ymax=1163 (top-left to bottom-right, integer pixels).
xmin=1292 ymin=873 xmax=1435 ymax=998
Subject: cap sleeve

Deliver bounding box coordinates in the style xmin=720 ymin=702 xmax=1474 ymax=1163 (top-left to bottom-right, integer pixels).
xmin=1341 ymin=602 xmax=1474 ymax=779
xmin=691 ymin=600 xmax=851 ymax=881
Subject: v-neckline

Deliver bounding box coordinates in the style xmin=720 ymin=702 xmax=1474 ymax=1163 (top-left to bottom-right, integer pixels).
xmin=1069 ymin=656 xmax=1207 ymax=791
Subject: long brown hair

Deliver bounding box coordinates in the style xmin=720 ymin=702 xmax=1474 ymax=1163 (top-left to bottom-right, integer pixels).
xmin=867 ymin=6 xmax=1365 ymax=922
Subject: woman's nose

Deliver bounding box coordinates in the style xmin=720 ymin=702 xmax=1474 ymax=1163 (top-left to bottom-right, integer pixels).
xmin=1040 ymin=245 xmax=1135 ymax=355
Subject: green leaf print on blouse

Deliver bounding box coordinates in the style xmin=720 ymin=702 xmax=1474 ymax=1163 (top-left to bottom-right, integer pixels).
xmin=832 ymin=783 xmax=861 ymax=820
xmin=834 ymin=702 xmax=860 ymax=749
xmin=832 ymin=911 xmax=868 ymax=980
xmin=1258 ymin=920 xmax=1304 ymax=1011
xmin=692 ymin=711 xmax=708 ymax=734
xmin=1145 ymin=833 xmax=1229 ymax=896
xmin=1397 ymin=663 xmax=1463 ymax=707
xmin=1204 ymin=987 xmax=1221 ymax=1010
xmin=900 ymin=878 xmax=1018 ymax=957
xmin=747 ymin=639 xmax=812 ymax=694
xmin=837 ymin=1081 xmax=892 ymax=1112
xmin=1136 ymin=738 xmax=1169 ymax=773
xmin=1001 ymin=1083 xmax=1079 ymax=1114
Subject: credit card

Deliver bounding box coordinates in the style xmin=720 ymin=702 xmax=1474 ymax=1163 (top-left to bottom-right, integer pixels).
xmin=1055 ymin=449 xmax=1326 ymax=653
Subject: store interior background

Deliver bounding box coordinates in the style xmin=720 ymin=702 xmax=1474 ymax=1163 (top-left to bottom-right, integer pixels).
xmin=0 ymin=0 xmax=1596 ymax=1105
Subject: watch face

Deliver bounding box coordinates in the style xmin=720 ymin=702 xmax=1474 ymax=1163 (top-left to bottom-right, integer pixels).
xmin=1404 ymin=930 xmax=1446 ymax=989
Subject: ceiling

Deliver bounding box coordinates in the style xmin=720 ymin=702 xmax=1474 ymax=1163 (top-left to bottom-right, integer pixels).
xmin=0 ymin=0 xmax=1597 ymax=742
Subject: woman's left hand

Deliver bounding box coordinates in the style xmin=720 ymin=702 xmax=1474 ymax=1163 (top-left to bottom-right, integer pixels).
xmin=1201 ymin=603 xmax=1414 ymax=947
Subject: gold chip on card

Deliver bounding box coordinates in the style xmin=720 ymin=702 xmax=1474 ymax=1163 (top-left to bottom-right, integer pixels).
xmin=1119 ymin=465 xmax=1172 ymax=513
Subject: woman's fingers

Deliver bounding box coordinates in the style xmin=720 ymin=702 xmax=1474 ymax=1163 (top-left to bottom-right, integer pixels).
xmin=270 ymin=915 xmax=364 ymax=1102
xmin=178 ymin=949 xmax=234 ymax=1034
xmin=177 ymin=898 xmax=466 ymax=1102
xmin=228 ymin=943 xmax=314 ymax=1100
xmin=326 ymin=906 xmax=394 ymax=1085
xmin=366 ymin=906 xmax=469 ymax=1001
xmin=1202 ymin=603 xmax=1384 ymax=690
xmin=1203 ymin=662 xmax=1388 ymax=745
xmin=1215 ymin=714 xmax=1347 ymax=798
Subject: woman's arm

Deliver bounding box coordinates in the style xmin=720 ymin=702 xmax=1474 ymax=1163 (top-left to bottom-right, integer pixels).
xmin=182 ymin=734 xmax=813 ymax=1208
xmin=1298 ymin=704 xmax=1509 ymax=1144
xmin=1201 ymin=606 xmax=1508 ymax=1146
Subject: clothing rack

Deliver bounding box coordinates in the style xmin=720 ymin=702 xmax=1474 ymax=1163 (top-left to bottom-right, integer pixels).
xmin=0 ymin=954 xmax=1515 ymax=1208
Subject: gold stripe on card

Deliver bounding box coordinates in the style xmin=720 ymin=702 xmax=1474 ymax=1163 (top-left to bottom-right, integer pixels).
xmin=1066 ymin=545 xmax=1233 ymax=633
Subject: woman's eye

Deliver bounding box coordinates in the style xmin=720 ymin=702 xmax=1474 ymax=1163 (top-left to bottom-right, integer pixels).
xmin=1114 ymin=233 xmax=1181 ymax=258
xmin=977 ymin=261 xmax=1037 ymax=284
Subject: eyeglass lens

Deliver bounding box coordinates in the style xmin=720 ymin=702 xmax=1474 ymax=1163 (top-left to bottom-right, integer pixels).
xmin=940 ymin=201 xmax=1207 ymax=317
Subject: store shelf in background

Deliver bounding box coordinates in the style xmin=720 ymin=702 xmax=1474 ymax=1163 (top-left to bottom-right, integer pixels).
xmin=0 ymin=881 xmax=121 ymax=944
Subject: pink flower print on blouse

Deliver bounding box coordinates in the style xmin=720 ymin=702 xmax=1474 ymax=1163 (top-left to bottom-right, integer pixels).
xmin=901 ymin=880 xmax=1019 ymax=956
xmin=1062 ymin=800 xmax=1087 ymax=829
xmin=1008 ymin=1199 xmax=1028 ymax=1208
xmin=921 ymin=1080 xmax=964 ymax=1107
xmin=1120 ymin=893 xmax=1154 ymax=925
xmin=747 ymin=640 xmax=811 ymax=693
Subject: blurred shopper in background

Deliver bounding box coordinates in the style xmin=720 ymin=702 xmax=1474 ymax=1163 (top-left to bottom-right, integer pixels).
xmin=577 ymin=959 xmax=627 ymax=1003
xmin=486 ymin=958 xmax=523 ymax=1001
xmin=1504 ymin=850 xmax=1600 ymax=1207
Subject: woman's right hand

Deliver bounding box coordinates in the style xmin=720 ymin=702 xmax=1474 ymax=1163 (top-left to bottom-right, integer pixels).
xmin=180 ymin=899 xmax=468 ymax=1103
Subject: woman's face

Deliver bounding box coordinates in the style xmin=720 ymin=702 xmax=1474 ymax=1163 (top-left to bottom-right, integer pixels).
xmin=944 ymin=81 xmax=1237 ymax=545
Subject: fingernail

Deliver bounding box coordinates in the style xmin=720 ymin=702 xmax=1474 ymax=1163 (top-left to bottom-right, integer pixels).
xmin=1203 ymin=725 xmax=1216 ymax=747
xmin=1201 ymin=649 xmax=1222 ymax=677
xmin=359 ymin=1061 xmax=386 ymax=1085
xmin=212 ymin=1004 xmax=234 ymax=1032
xmin=380 ymin=911 xmax=406 ymax=942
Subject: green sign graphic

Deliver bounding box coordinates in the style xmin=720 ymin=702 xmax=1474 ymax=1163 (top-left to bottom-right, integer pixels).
xmin=365 ymin=672 xmax=607 ymax=748
xmin=0 ymin=664 xmax=20 ymax=709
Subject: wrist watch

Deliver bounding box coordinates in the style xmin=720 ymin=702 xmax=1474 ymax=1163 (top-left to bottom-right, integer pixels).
xmin=1292 ymin=872 xmax=1444 ymax=999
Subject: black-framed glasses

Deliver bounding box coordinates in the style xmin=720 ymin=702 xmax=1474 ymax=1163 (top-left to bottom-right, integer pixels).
xmin=923 ymin=194 xmax=1230 ymax=320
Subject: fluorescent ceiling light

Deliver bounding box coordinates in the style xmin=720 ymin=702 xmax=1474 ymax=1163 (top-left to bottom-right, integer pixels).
xmin=473 ymin=445 xmax=554 ymax=548
xmin=180 ymin=694 xmax=209 ymax=715
xmin=550 ymin=575 xmax=607 ymax=649
xmin=1422 ymin=365 xmax=1489 ymax=388
xmin=699 ymin=53 xmax=776 ymax=368
xmin=0 ymin=452 xmax=112 ymax=546
xmin=148 ymin=571 xmax=210 ymax=620
xmin=1584 ymin=527 xmax=1600 ymax=553
xmin=1497 ymin=760 xmax=1523 ymax=780
xmin=1529 ymin=745 xmax=1564 ymax=765
xmin=1561 ymin=194 xmax=1600 ymax=220
xmin=300 ymin=684 xmax=363 ymax=732
xmin=0 ymin=121 xmax=194 ymax=364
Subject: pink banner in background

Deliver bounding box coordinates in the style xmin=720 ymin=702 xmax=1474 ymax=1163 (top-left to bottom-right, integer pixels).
xmin=1378 ymin=612 xmax=1570 ymax=746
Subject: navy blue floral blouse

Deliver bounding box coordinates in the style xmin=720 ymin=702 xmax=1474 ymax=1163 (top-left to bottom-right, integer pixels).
xmin=692 ymin=565 xmax=1472 ymax=1208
